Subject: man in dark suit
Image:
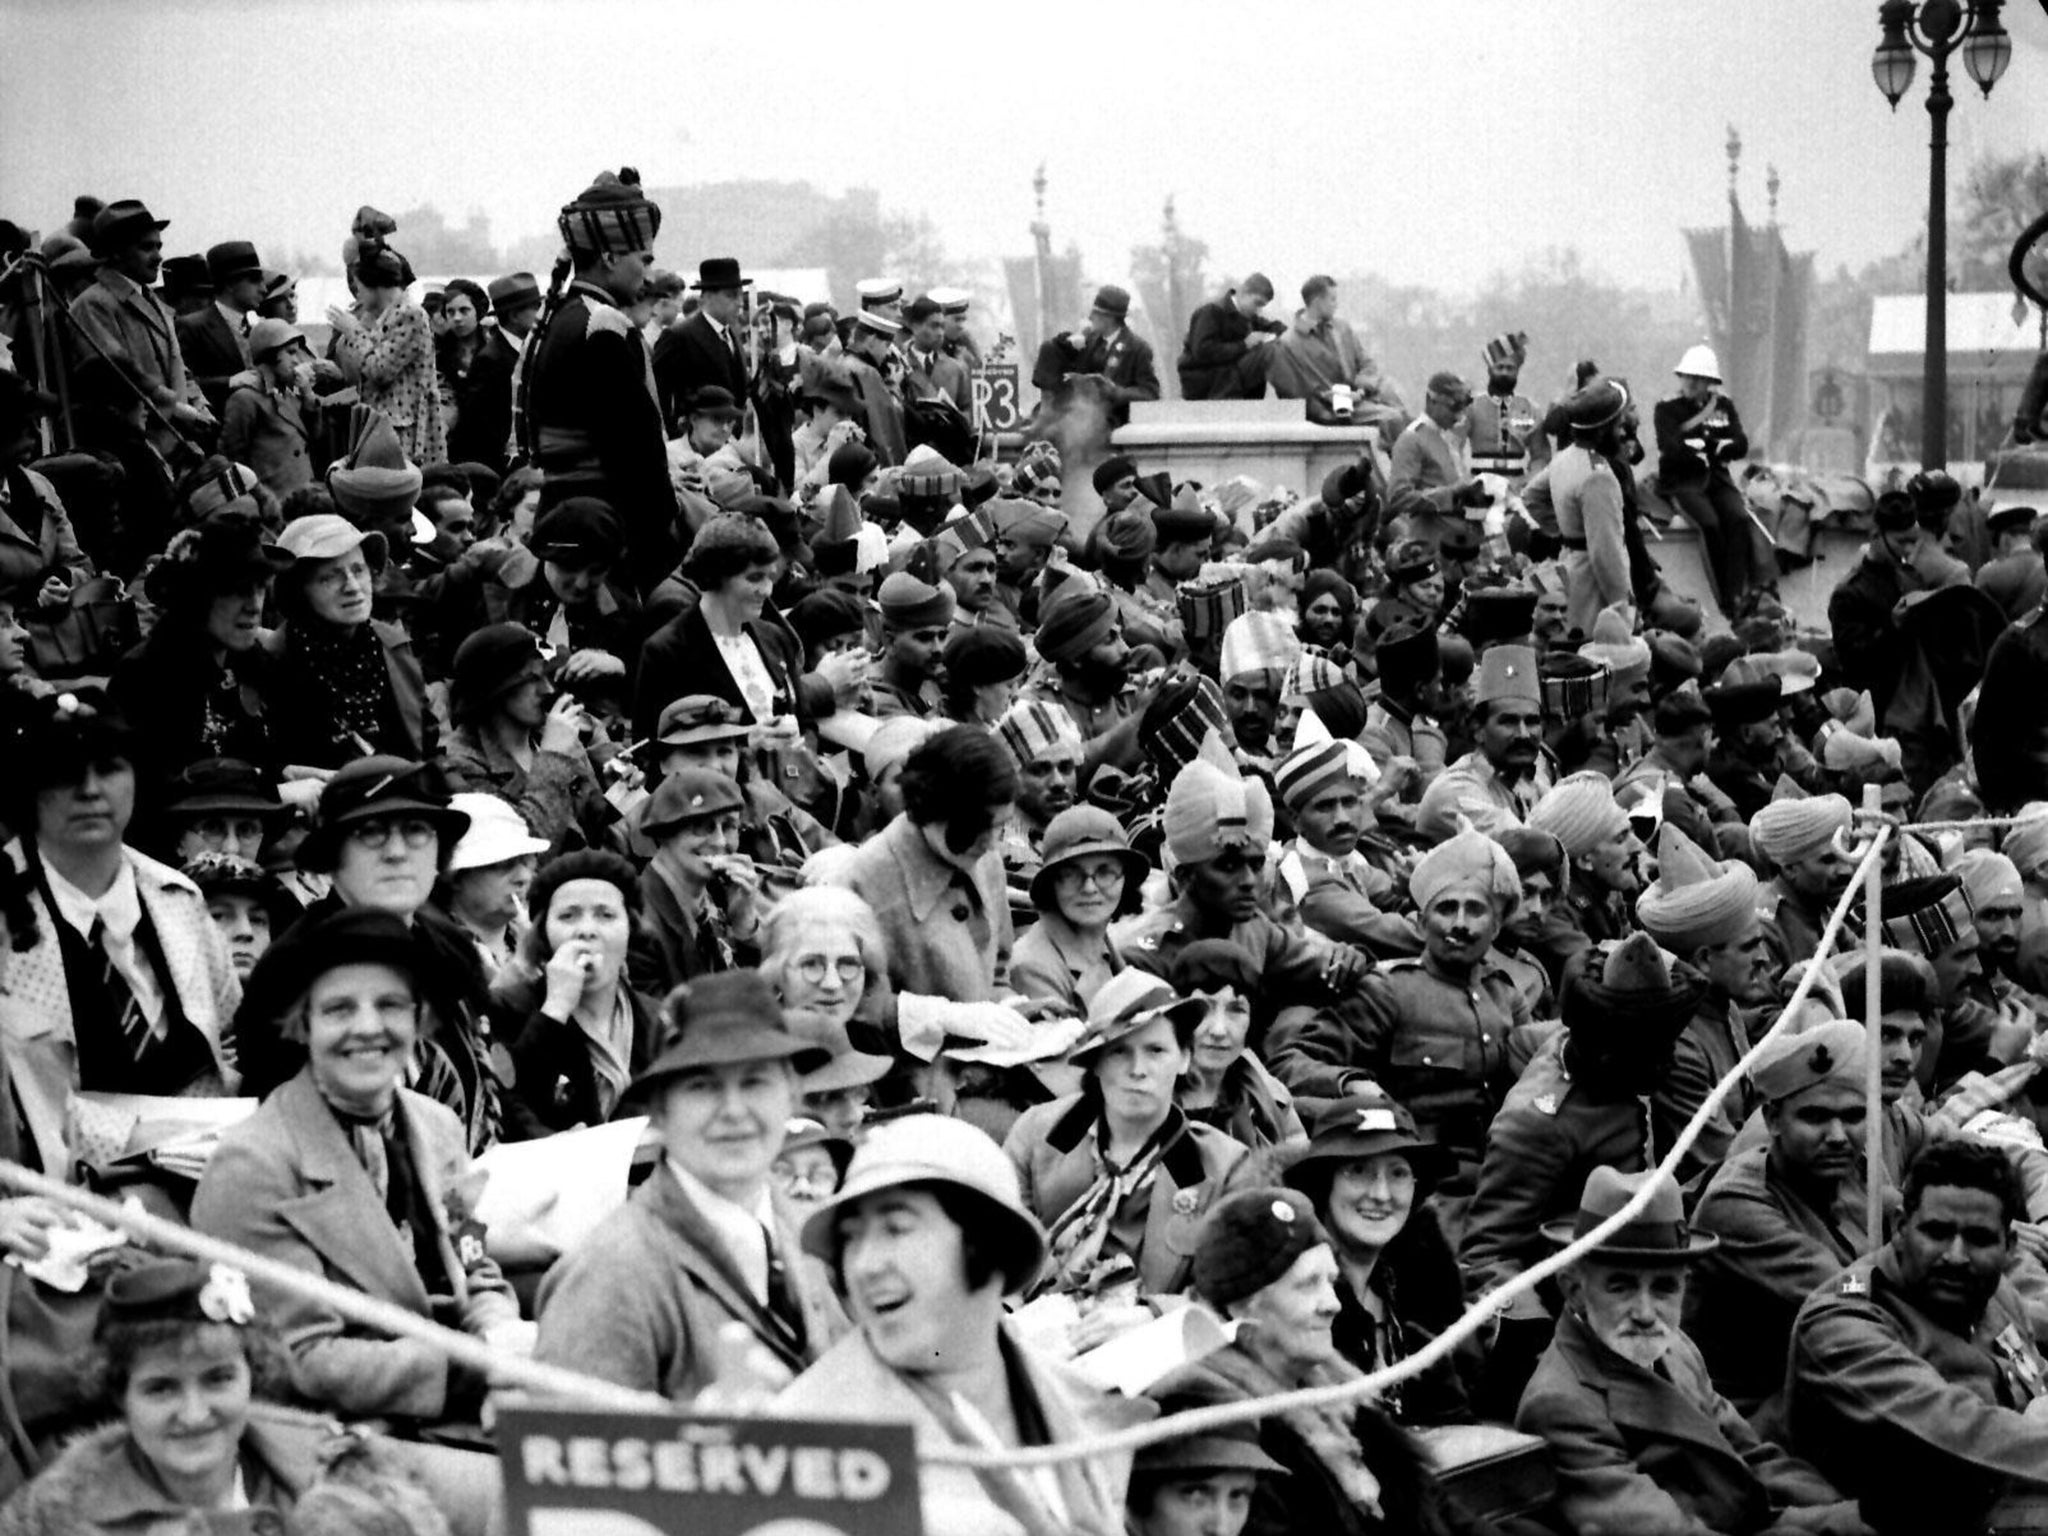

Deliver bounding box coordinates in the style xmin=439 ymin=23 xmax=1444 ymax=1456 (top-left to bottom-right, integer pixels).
xmin=174 ymin=240 xmax=264 ymax=417
xmin=458 ymin=271 xmax=539 ymax=475
xmin=1030 ymin=284 xmax=1161 ymax=429
xmin=651 ymin=256 xmax=750 ymax=435
xmin=1177 ymin=273 xmax=1283 ymax=399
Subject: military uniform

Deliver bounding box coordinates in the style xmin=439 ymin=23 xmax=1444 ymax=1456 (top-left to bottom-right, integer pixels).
xmin=1416 ymin=750 xmax=1554 ymax=838
xmin=1656 ymin=992 xmax=1758 ymax=1190
xmin=1263 ymin=951 xmax=1526 ymax=1170
xmin=1787 ymin=1245 xmax=2048 ymax=1535
xmin=1029 ymin=676 xmax=1136 ymax=750
xmin=867 ymin=671 xmax=940 ymax=720
xmin=1359 ymin=697 xmax=1450 ymax=784
xmin=1466 ymin=389 xmax=1551 ymax=489
xmin=1113 ymin=893 xmax=1336 ymax=1013
xmin=1274 ymin=843 xmax=1422 ymax=959
xmin=1461 ymin=1031 xmax=1655 ymax=1306
xmin=1689 ymin=1147 xmax=1871 ymax=1414
xmin=1757 ymin=876 xmax=1828 ymax=974
xmin=1612 ymin=747 xmax=1731 ymax=855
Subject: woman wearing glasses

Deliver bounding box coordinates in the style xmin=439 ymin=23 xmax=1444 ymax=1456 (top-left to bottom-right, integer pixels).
xmin=1010 ymin=806 xmax=1147 ymax=1016
xmin=262 ymin=514 xmax=435 ymax=771
xmin=757 ymin=886 xmax=895 ymax=1132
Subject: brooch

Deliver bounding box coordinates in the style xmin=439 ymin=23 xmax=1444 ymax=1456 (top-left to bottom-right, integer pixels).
xmin=1173 ymin=1189 xmax=1201 ymax=1217
xmin=198 ymin=1265 xmax=255 ymax=1325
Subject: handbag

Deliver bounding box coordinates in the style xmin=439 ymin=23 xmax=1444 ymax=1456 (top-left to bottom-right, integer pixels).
xmin=26 ymin=574 xmax=137 ymax=680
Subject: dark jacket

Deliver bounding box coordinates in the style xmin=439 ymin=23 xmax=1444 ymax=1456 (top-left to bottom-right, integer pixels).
xmin=1031 ymin=326 xmax=1161 ymax=428
xmin=173 ymin=303 xmax=247 ymax=417
xmin=652 ymin=311 xmax=749 ymax=434
xmin=631 ymin=600 xmax=815 ymax=743
xmin=219 ymin=375 xmax=312 ymax=497
xmin=451 ymin=327 xmax=519 ymax=475
xmin=490 ymin=973 xmax=670 ymax=1140
xmin=1652 ymin=393 xmax=1749 ymax=491
xmin=1973 ymin=604 xmax=2048 ymax=811
xmin=1177 ymin=293 xmax=1282 ymax=399
xmin=1828 ymin=549 xmax=1918 ymax=715
xmin=108 ymin=620 xmax=278 ymax=783
xmin=260 ymin=618 xmax=435 ymax=770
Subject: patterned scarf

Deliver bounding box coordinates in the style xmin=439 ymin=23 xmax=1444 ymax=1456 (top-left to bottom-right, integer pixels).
xmin=1031 ymin=1103 xmax=1183 ymax=1301
xmin=294 ymin=618 xmax=388 ymax=748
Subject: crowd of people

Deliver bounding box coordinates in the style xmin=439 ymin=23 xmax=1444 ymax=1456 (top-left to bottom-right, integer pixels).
xmin=5 ymin=169 xmax=2048 ymax=1536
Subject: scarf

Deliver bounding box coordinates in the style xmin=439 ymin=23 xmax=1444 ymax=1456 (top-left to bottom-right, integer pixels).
xmin=1202 ymin=1342 xmax=1384 ymax=1521
xmin=1032 ymin=1102 xmax=1183 ymax=1300
xmin=294 ymin=617 xmax=388 ymax=749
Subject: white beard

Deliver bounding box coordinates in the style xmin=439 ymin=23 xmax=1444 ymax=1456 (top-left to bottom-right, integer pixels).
xmin=1594 ymin=1319 xmax=1677 ymax=1372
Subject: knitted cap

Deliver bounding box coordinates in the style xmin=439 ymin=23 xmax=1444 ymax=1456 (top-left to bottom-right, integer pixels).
xmin=1749 ymin=793 xmax=1850 ymax=868
xmin=1409 ymin=827 xmax=1518 ymax=913
xmin=1192 ymin=1188 xmax=1328 ymax=1310
xmin=1634 ymin=825 xmax=1759 ymax=951
xmin=1529 ymin=771 xmax=1629 ymax=858
xmin=876 ymin=571 xmax=955 ymax=630
xmin=1165 ymin=737 xmax=1273 ymax=865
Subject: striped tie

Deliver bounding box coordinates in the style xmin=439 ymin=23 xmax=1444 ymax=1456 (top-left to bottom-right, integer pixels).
xmin=89 ymin=918 xmax=151 ymax=1049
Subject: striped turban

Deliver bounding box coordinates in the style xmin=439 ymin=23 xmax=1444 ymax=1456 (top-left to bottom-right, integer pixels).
xmin=558 ymin=169 xmax=662 ymax=258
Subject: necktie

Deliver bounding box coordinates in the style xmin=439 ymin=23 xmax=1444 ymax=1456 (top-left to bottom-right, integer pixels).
xmin=89 ymin=918 xmax=152 ymax=1050
xmin=762 ymin=1222 xmax=807 ymax=1351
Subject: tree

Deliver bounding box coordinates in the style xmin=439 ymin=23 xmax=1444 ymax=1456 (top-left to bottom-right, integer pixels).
xmin=1957 ymin=150 xmax=2048 ymax=288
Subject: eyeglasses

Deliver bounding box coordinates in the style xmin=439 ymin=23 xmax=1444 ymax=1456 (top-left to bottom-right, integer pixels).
xmin=1053 ymin=860 xmax=1126 ymax=891
xmin=312 ymin=559 xmax=372 ymax=593
xmin=794 ymin=954 xmax=866 ymax=985
xmin=348 ymin=816 xmax=437 ymax=850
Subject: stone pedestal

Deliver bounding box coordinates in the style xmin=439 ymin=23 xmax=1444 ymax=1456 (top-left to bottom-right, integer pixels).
xmin=1109 ymin=399 xmax=1376 ymax=500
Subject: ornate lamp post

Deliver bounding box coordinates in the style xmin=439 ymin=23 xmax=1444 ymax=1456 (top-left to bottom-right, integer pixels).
xmin=1872 ymin=0 xmax=2012 ymax=467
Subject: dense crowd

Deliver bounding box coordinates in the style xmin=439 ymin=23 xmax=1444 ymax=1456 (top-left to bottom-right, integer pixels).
xmin=5 ymin=170 xmax=2048 ymax=1536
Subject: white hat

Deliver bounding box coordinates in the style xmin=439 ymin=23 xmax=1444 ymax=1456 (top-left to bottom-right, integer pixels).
xmin=856 ymin=278 xmax=902 ymax=306
xmin=444 ymin=793 xmax=550 ymax=873
xmin=1674 ymin=344 xmax=1722 ymax=383
xmin=852 ymin=308 xmax=900 ymax=337
xmin=928 ymin=287 xmax=971 ymax=314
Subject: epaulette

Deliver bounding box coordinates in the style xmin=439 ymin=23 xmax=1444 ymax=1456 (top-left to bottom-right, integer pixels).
xmin=584 ymin=301 xmax=632 ymax=339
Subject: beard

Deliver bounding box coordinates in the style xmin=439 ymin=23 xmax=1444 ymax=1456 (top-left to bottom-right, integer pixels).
xmin=1068 ymin=653 xmax=1129 ymax=697
xmin=1590 ymin=1313 xmax=1678 ymax=1371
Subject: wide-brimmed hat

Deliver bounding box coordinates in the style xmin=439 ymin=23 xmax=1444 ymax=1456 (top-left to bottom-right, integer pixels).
xmin=1068 ymin=968 xmax=1206 ymax=1070
xmin=443 ymin=793 xmax=551 ymax=874
xmin=295 ymin=757 xmax=468 ymax=872
xmin=778 ymin=1117 xmax=855 ymax=1182
xmin=656 ymin=694 xmax=753 ymax=748
xmin=636 ymin=972 xmax=831 ymax=1093
xmin=1543 ymin=1165 xmax=1718 ymax=1263
xmin=163 ymin=758 xmax=290 ymax=823
xmin=1561 ymin=932 xmax=1703 ymax=1043
xmin=798 ymin=1113 xmax=1048 ymax=1292
xmin=1284 ymin=1094 xmax=1456 ymax=1202
xmin=794 ymin=1020 xmax=896 ymax=1095
xmin=487 ymin=271 xmax=541 ymax=317
xmin=1028 ymin=806 xmax=1148 ymax=913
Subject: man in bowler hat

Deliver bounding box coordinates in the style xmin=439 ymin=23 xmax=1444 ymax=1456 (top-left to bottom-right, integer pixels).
xmin=652 ymin=257 xmax=751 ymax=436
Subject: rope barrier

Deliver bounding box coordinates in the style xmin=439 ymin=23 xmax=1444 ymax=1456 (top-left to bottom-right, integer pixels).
xmin=0 ymin=819 xmax=1901 ymax=1474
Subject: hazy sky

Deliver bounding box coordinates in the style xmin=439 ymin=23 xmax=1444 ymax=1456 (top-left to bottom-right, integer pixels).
xmin=7 ymin=0 xmax=2048 ymax=301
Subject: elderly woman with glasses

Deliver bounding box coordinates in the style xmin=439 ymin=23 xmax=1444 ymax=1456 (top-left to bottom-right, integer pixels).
xmin=757 ymin=886 xmax=896 ymax=1132
xmin=261 ymin=514 xmax=435 ymax=772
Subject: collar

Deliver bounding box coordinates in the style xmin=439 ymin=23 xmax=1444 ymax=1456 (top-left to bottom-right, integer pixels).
xmin=883 ymin=814 xmax=976 ymax=923
xmin=97 ymin=268 xmax=143 ymax=300
xmin=43 ymin=854 xmax=142 ymax=942
xmin=216 ymin=298 xmax=249 ymax=332
xmin=665 ymin=1156 xmax=774 ymax=1298
xmin=666 ymin=1156 xmax=773 ymax=1228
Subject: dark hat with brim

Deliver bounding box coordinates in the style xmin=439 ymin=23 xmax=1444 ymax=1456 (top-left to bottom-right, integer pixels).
xmin=1138 ymin=1378 xmax=1289 ymax=1480
xmin=90 ymin=200 xmax=168 ymax=256
xmin=638 ymin=768 xmax=747 ymax=840
xmin=636 ymin=972 xmax=831 ymax=1093
xmin=1283 ymin=1094 xmax=1456 ymax=1201
xmin=1068 ymin=969 xmax=1207 ymax=1071
xmin=257 ymin=907 xmax=440 ymax=1009
xmin=779 ymin=1117 xmax=855 ymax=1181
xmin=1028 ymin=805 xmax=1149 ymax=913
xmin=1541 ymin=1164 xmax=1719 ymax=1264
xmin=1561 ymin=933 xmax=1703 ymax=1043
xmin=204 ymin=241 xmax=262 ymax=286
xmin=163 ymin=757 xmax=290 ymax=822
xmin=295 ymin=756 xmax=469 ymax=872
xmin=692 ymin=257 xmax=751 ymax=291
xmin=687 ymin=385 xmax=744 ymax=421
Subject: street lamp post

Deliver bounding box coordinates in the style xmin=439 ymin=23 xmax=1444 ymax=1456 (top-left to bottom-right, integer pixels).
xmin=1872 ymin=0 xmax=2013 ymax=468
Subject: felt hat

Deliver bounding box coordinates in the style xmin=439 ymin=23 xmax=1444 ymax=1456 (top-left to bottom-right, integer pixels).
xmin=1192 ymin=1188 xmax=1329 ymax=1309
xmin=258 ymin=906 xmax=441 ymax=1009
xmin=795 ymin=1019 xmax=896 ymax=1096
xmin=155 ymin=253 xmax=210 ymax=300
xmin=691 ymin=257 xmax=749 ymax=291
xmin=1136 ymin=1378 xmax=1289 ymax=1480
xmin=1749 ymin=1018 xmax=1868 ymax=1105
xmin=89 ymin=199 xmax=168 ymax=255
xmin=275 ymin=512 xmax=386 ymax=573
xmin=142 ymin=518 xmax=293 ymax=615
xmin=443 ymin=793 xmax=551 ymax=874
xmin=1542 ymin=1165 xmax=1719 ymax=1262
xmin=450 ymin=623 xmax=546 ymax=712
xmin=296 ymin=757 xmax=468 ymax=872
xmin=204 ymin=240 xmax=262 ymax=286
xmin=1473 ymin=643 xmax=1540 ymax=710
xmin=1090 ymin=284 xmax=1131 ymax=319
xmin=686 ymin=385 xmax=743 ymax=422
xmin=247 ymin=318 xmax=306 ymax=361
xmin=1091 ymin=456 xmax=1138 ymax=495
xmin=1410 ymin=827 xmax=1519 ymax=913
xmin=487 ymin=272 xmax=541 ymax=316
xmin=1634 ymin=824 xmax=1759 ymax=951
xmin=325 ymin=405 xmax=422 ymax=523
xmin=1067 ymin=967 xmax=1206 ymax=1072
xmin=942 ymin=625 xmax=1027 ymax=688
xmin=638 ymin=768 xmax=746 ymax=840
xmin=656 ymin=694 xmax=753 ymax=748
xmin=1749 ymin=793 xmax=1850 ymax=868
xmin=776 ymin=1117 xmax=856 ymax=1182
xmin=163 ymin=757 xmax=288 ymax=823
xmin=1036 ymin=589 xmax=1119 ymax=664
xmin=876 ymin=570 xmax=955 ymax=630
xmin=1541 ymin=653 xmax=1611 ymax=720
xmin=556 ymin=168 xmax=661 ymax=258
xmin=532 ymin=497 xmax=625 ymax=567
xmin=1561 ymin=932 xmax=1703 ymax=1043
xmin=1530 ymin=771 xmax=1630 ymax=858
xmin=1285 ymin=1094 xmax=1455 ymax=1201
xmin=1165 ymin=737 xmax=1274 ymax=865
xmin=1219 ymin=610 xmax=1300 ymax=683
xmin=1030 ymin=806 xmax=1147 ymax=913
xmin=799 ymin=1113 xmax=1048 ymax=1293
xmin=637 ymin=972 xmax=830 ymax=1093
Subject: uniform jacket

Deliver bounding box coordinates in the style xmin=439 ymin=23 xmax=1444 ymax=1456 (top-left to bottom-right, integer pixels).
xmin=1276 ymin=843 xmax=1424 ymax=959
xmin=1415 ymin=750 xmax=1553 ymax=839
xmin=533 ymin=1160 xmax=844 ymax=1402
xmin=1689 ymin=1146 xmax=1869 ymax=1413
xmin=69 ymin=270 xmax=196 ymax=415
xmin=1264 ymin=951 xmax=1527 ymax=1165
xmin=219 ymin=375 xmax=312 ymax=498
xmin=524 ymin=283 xmax=680 ymax=586
xmin=1115 ymin=893 xmax=1337 ymax=1013
xmin=1518 ymin=1308 xmax=1844 ymax=1536
xmin=1359 ymin=698 xmax=1450 ymax=785
xmin=1466 ymin=390 xmax=1551 ymax=483
xmin=1003 ymin=1094 xmax=1245 ymax=1297
xmin=259 ymin=618 xmax=434 ymax=770
xmin=652 ymin=310 xmax=749 ymax=434
xmin=173 ymin=302 xmax=249 ymax=417
xmin=775 ymin=1322 xmax=1146 ymax=1536
xmin=1657 ymin=990 xmax=1757 ymax=1189
xmin=443 ymin=726 xmax=612 ymax=854
xmin=1653 ymin=394 xmax=1749 ymax=492
xmin=190 ymin=1070 xmax=519 ymax=1422
xmin=1552 ymin=443 xmax=1629 ymax=633
xmin=1460 ymin=1033 xmax=1654 ymax=1304
xmin=0 ymin=849 xmax=239 ymax=1176
xmin=1787 ymin=1244 xmax=2048 ymax=1534
xmin=831 ymin=812 xmax=1013 ymax=1003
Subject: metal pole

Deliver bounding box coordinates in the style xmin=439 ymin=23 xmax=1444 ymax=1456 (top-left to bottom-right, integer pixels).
xmin=1922 ymin=46 xmax=1954 ymax=468
xmin=1863 ymin=783 xmax=1886 ymax=1253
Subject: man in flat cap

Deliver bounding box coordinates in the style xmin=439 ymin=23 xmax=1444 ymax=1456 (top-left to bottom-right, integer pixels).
xmin=519 ymin=169 xmax=679 ymax=592
xmin=1416 ymin=643 xmax=1554 ymax=838
xmin=1787 ymin=1140 xmax=2048 ymax=1535
xmin=1177 ymin=273 xmax=1284 ymax=400
xmin=1030 ymin=285 xmax=1160 ymax=431
xmin=1690 ymin=1020 xmax=1876 ymax=1415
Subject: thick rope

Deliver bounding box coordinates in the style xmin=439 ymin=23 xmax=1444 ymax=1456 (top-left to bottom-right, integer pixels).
xmin=0 ymin=819 xmax=1907 ymax=1471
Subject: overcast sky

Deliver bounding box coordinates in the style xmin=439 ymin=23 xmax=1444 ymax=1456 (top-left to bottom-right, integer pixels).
xmin=7 ymin=0 xmax=2048 ymax=300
